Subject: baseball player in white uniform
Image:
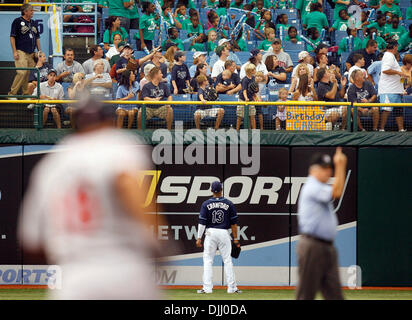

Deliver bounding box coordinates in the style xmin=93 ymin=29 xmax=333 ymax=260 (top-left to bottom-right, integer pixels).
xmin=196 ymin=181 xmax=241 ymax=294
xmin=18 ymin=98 xmax=161 ymax=300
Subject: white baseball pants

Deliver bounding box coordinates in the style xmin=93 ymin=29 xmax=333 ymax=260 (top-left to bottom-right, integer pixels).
xmin=202 ymin=228 xmax=238 ymax=293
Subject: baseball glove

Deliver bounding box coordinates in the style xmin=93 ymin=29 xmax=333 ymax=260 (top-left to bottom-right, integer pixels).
xmin=231 ymin=242 xmax=241 ymax=259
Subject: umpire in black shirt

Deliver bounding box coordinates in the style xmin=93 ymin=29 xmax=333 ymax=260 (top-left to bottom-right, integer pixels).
xmin=9 ymin=4 xmax=41 ymax=98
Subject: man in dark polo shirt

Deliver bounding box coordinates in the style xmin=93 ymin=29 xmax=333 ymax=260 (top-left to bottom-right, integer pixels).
xmin=345 ymin=40 xmax=378 ymax=72
xmin=9 ymin=4 xmax=41 ymax=98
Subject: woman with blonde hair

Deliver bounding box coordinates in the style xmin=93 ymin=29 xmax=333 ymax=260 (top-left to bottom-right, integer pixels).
xmin=66 ymin=72 xmax=93 ymax=128
xmin=163 ymin=43 xmax=179 ymax=73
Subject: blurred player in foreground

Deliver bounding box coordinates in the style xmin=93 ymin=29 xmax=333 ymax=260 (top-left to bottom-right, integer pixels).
xmin=196 ymin=181 xmax=241 ymax=294
xmin=296 ymin=147 xmax=347 ymax=300
xmin=19 ymin=97 xmax=161 ymax=299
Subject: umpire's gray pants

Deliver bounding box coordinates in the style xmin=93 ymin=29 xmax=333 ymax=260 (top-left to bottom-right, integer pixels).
xmin=296 ymin=235 xmax=344 ymax=300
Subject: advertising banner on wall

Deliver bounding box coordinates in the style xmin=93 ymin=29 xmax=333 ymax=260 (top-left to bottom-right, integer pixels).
xmin=0 ymin=144 xmax=357 ymax=286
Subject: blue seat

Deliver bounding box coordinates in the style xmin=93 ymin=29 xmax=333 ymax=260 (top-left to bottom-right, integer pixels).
xmin=199 ymin=8 xmax=209 ymax=28
xmin=171 ymin=94 xmax=194 ymax=125
xmin=334 ymin=31 xmax=347 ymax=46
xmin=288 ymin=51 xmax=300 ymax=65
xmin=283 ymin=41 xmax=305 ymax=51
xmin=185 ymin=51 xmax=195 ymax=66
xmin=275 ymin=9 xmax=298 ymax=20
xmin=236 ymin=51 xmax=251 ymax=65
xmin=402 ymin=20 xmax=412 ymax=30
xmin=129 ymin=29 xmax=139 ymax=51
xmin=340 ymin=51 xmax=351 ymax=72
xmin=61 ymin=82 xmax=71 ymax=99
xmin=134 ymin=51 xmax=148 ymax=60
xmin=218 ymin=94 xmax=239 ymax=126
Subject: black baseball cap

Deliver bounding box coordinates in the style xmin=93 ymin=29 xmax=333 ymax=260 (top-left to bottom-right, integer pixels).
xmin=211 ymin=181 xmax=222 ymax=193
xmin=48 ymin=69 xmax=57 ymax=75
xmin=310 ymin=153 xmax=333 ymax=169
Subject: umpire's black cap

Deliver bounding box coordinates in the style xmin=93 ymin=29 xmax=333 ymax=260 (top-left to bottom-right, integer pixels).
xmin=310 ymin=153 xmax=333 ymax=169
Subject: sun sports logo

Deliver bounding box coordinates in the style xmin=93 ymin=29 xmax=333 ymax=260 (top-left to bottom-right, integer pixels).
xmin=139 ymin=172 xmax=313 ymax=207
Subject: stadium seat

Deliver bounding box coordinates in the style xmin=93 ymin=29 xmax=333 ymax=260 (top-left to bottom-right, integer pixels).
xmin=185 ymin=51 xmax=195 ymax=66
xmin=402 ymin=20 xmax=412 ymax=30
xmin=288 ymin=51 xmax=300 ymax=65
xmin=171 ymin=94 xmax=195 ymax=126
xmin=129 ymin=29 xmax=139 ymax=51
xmin=275 ymin=9 xmax=298 ymax=20
xmin=61 ymin=82 xmax=71 ymax=99
xmin=134 ymin=51 xmax=148 ymax=60
xmin=283 ymin=41 xmax=305 ymax=51
xmin=334 ymin=31 xmax=348 ymax=47
xmin=218 ymin=94 xmax=239 ymax=126
xmin=199 ymin=8 xmax=209 ymax=27
xmin=236 ymin=52 xmax=252 ymax=65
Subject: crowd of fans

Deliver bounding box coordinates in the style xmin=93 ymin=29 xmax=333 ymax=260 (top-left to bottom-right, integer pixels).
xmin=21 ymin=0 xmax=412 ymax=130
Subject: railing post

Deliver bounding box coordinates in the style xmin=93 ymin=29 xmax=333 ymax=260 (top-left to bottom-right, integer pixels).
xmin=346 ymin=103 xmax=352 ymax=132
xmin=141 ymin=104 xmax=146 ymax=130
xmin=353 ymin=103 xmax=358 ymax=132
xmin=243 ymin=102 xmax=249 ymax=129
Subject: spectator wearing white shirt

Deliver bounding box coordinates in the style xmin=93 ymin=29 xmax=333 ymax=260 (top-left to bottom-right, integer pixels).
xmin=378 ymin=40 xmax=408 ymax=132
xmin=292 ymin=51 xmax=314 ymax=81
xmin=105 ymin=34 xmax=124 ymax=61
xmin=262 ymin=38 xmax=293 ymax=73
xmin=211 ymin=45 xmax=230 ymax=81
xmin=347 ymin=54 xmax=368 ymax=84
xmin=55 ymin=48 xmax=85 ymax=83
xmin=82 ymin=44 xmax=111 ymax=75
xmin=33 ymin=69 xmax=64 ymax=129
xmin=239 ymin=49 xmax=270 ymax=80
xmin=85 ymin=59 xmax=113 ymax=98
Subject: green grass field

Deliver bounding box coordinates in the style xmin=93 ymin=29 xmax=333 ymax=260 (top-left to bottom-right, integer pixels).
xmin=0 ymin=288 xmax=411 ymax=300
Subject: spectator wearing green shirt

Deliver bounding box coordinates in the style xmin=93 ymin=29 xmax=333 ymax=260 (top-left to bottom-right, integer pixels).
xmin=285 ymin=26 xmax=302 ymax=43
xmin=175 ymin=2 xmax=191 ymax=30
xmin=108 ymin=0 xmax=132 ymax=32
xmin=338 ymin=28 xmax=362 ymax=54
xmin=230 ymin=0 xmax=243 ymax=9
xmin=329 ymin=9 xmax=351 ymax=32
xmin=125 ymin=0 xmax=139 ymax=30
xmin=306 ymin=27 xmax=321 ymax=52
xmin=135 ymin=2 xmax=159 ymax=51
xmin=368 ymin=0 xmax=381 ymax=9
xmin=332 ymin=0 xmax=349 ymax=20
xmin=103 ymin=16 xmax=128 ymax=51
xmin=302 ymin=2 xmax=328 ymax=35
xmin=384 ymin=15 xmax=407 ymax=41
xmin=189 ymin=33 xmax=208 ymax=51
xmin=366 ymin=12 xmax=387 ymax=38
xmin=252 ymin=0 xmax=266 ymax=16
xmin=296 ymin=0 xmax=321 ymax=20
xmin=162 ymin=27 xmax=185 ymax=51
xmin=379 ymin=0 xmax=403 ymax=19
xmin=407 ymin=6 xmax=412 ymax=20
xmin=186 ymin=14 xmax=204 ymax=36
xmin=362 ymin=27 xmax=387 ymax=50
xmin=250 ymin=0 xmax=273 ymax=9
xmin=255 ymin=9 xmax=276 ymax=39
xmin=398 ymin=24 xmax=412 ymax=51
xmin=258 ymin=27 xmax=276 ymax=51
xmin=216 ymin=0 xmax=229 ymax=16
xmin=275 ymin=14 xmax=291 ymax=38
xmin=275 ymin=0 xmax=293 ymax=9
xmin=162 ymin=3 xmax=183 ymax=30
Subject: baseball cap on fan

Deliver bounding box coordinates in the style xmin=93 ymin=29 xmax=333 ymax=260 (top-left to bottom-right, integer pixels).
xmin=298 ymin=51 xmax=310 ymax=62
xmin=211 ymin=181 xmax=223 ymax=193
xmin=310 ymin=153 xmax=334 ymax=169
xmin=218 ymin=38 xmax=230 ymax=46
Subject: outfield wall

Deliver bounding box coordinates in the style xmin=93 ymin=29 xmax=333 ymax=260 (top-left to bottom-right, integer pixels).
xmin=0 ymin=143 xmax=410 ymax=287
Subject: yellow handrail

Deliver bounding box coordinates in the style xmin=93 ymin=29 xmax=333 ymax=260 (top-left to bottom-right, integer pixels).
xmin=52 ymin=4 xmax=59 ymax=54
xmin=0 ymin=99 xmax=353 ymax=106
